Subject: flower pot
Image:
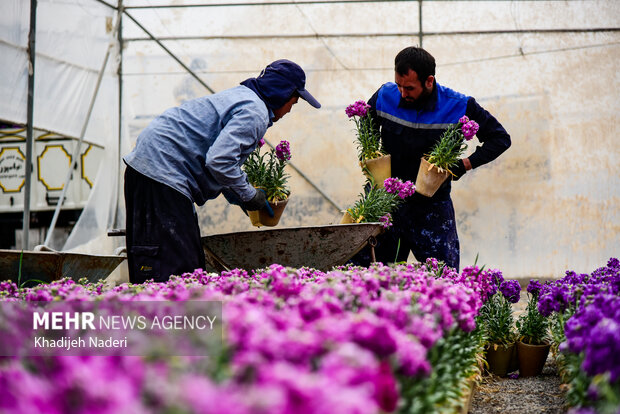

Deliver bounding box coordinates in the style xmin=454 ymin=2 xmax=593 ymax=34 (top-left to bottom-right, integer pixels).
xmin=247 ymin=210 xmax=263 ymax=227
xmin=415 ymin=157 xmax=450 ymax=197
xmin=485 ymin=342 xmax=516 ymax=377
xmin=517 ymin=341 xmax=550 ymax=377
xmin=362 ymin=155 xmax=391 ymax=188
xmin=509 ymin=343 xmax=519 ymax=373
xmin=249 ymin=197 xmax=289 ymax=227
xmin=340 ymin=211 xmax=355 ymax=224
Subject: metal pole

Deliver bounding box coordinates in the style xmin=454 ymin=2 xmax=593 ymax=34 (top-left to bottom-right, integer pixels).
xmin=22 ymin=0 xmax=37 ymax=251
xmin=123 ymin=27 xmax=620 ymax=43
xmin=113 ymin=1 xmax=123 ymax=229
xmin=418 ymin=0 xmax=423 ymax=48
xmin=125 ymin=0 xmax=422 ymax=9
xmin=44 ymin=15 xmax=121 ymax=247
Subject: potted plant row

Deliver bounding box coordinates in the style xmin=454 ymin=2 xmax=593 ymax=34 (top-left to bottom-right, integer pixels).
xmin=479 ymin=276 xmax=552 ymax=378
xmin=478 ymin=276 xmax=521 ymax=377
xmin=515 ymin=280 xmax=551 ymax=377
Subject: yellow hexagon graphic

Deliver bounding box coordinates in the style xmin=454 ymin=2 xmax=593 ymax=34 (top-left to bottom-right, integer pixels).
xmin=37 ymin=144 xmax=72 ymax=191
xmin=0 ymin=147 xmax=27 ymax=193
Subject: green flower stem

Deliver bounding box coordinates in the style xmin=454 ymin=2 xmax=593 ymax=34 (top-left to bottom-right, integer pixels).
xmin=425 ymin=123 xmax=468 ymax=172
xmin=243 ymin=147 xmax=290 ymax=202
xmin=353 ymin=115 xmax=386 ymax=161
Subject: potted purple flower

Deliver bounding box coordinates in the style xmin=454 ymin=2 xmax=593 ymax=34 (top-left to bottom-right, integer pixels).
xmin=341 ymin=177 xmax=415 ymax=228
xmin=416 ymin=116 xmax=479 ymax=197
xmin=478 ymin=274 xmax=521 ymax=377
xmin=242 ymin=139 xmax=292 ymax=227
xmin=516 ymin=280 xmax=551 ymax=377
xmin=345 ymin=100 xmax=390 ymax=188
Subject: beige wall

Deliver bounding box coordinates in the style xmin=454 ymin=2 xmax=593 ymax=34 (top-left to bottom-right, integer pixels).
xmin=120 ymin=2 xmax=619 ymax=278
xmin=191 ymin=38 xmax=619 ymax=278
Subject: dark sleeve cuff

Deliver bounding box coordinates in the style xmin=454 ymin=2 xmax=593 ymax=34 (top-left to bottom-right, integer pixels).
xmin=451 ymin=159 xmax=467 ymax=181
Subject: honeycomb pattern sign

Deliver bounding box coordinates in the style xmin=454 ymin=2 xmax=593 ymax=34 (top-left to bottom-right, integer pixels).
xmin=0 ymin=147 xmax=26 ymax=193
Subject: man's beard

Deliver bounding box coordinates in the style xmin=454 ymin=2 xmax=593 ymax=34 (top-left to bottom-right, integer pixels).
xmin=399 ymin=87 xmax=432 ymax=110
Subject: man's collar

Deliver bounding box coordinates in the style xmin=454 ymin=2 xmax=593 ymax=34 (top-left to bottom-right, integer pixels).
xmin=267 ymin=108 xmax=274 ymax=127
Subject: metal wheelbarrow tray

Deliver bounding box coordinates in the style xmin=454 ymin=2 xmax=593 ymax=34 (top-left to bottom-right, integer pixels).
xmin=0 ymin=249 xmax=125 ymax=285
xmin=202 ymin=223 xmax=383 ymax=272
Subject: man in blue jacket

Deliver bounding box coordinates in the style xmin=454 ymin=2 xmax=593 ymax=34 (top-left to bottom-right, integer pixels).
xmin=353 ymin=46 xmax=511 ymax=271
xmin=123 ymin=59 xmax=320 ymax=284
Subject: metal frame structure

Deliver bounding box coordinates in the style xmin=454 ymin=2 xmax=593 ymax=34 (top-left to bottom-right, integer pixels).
xmin=20 ymin=0 xmax=620 ymax=249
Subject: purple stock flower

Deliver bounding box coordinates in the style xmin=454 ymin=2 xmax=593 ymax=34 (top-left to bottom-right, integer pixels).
xmin=345 ymin=100 xmax=371 ymax=118
xmin=499 ymin=280 xmax=521 ymax=303
xmin=258 ymin=138 xmax=265 ymax=148
xmin=458 ymin=115 xmax=470 ymax=124
xmin=488 ymin=269 xmax=504 ymax=287
xmin=275 ymin=140 xmax=291 ymax=161
xmin=0 ymin=257 xmax=504 ymax=413
xmin=383 ymin=177 xmax=400 ymax=194
xmin=0 ymin=281 xmax=18 ymax=297
xmin=586 ymin=383 xmax=599 ymax=401
xmin=352 ymin=319 xmax=397 ymax=358
xmin=397 ymin=181 xmax=415 ymax=199
xmin=383 ymin=178 xmax=415 ymax=199
xmin=564 ymin=293 xmax=620 ymax=381
xmin=461 ymin=120 xmax=479 ymax=141
xmin=426 ymin=258 xmax=439 ymax=271
xmin=373 ymin=359 xmax=399 ymax=413
xmin=25 ymin=288 xmax=54 ymax=302
xmin=527 ymin=280 xmax=543 ymax=296
xmin=538 ymin=283 xmax=570 ymax=317
xmin=298 ymin=298 xmax=324 ymax=322
xmin=379 ymin=214 xmax=393 ymax=229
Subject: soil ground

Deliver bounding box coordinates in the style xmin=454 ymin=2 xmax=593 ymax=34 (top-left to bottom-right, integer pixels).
xmin=469 ymin=357 xmax=567 ymax=413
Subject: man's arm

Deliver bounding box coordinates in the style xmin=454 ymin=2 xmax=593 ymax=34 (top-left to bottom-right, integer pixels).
xmin=465 ymin=97 xmax=511 ymax=169
xmin=453 ymin=97 xmax=511 ymax=180
xmin=205 ymin=106 xmax=268 ymax=202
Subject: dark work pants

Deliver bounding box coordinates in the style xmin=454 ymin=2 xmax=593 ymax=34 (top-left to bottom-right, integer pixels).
xmin=350 ymin=198 xmax=460 ymax=271
xmin=124 ymin=165 xmax=205 ymax=284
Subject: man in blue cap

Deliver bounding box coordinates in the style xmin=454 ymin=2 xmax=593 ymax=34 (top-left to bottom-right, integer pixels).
xmin=123 ymin=59 xmax=321 ymax=284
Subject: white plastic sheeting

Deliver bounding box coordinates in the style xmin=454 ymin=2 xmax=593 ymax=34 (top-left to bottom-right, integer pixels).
xmin=0 ymin=0 xmax=118 ymax=146
xmin=0 ymin=0 xmax=123 ymax=253
xmin=2 ymin=0 xmax=619 ymax=277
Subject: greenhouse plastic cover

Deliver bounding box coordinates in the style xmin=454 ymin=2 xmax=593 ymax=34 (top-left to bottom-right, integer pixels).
xmin=1 ymin=0 xmax=618 ymax=278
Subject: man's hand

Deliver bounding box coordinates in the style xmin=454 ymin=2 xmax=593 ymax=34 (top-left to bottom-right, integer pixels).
xmin=243 ymin=189 xmax=275 ymax=217
xmin=222 ymin=188 xmax=248 ymax=216
xmin=451 ymin=158 xmax=472 ymax=181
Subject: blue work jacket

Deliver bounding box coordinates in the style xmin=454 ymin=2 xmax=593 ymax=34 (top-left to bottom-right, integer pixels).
xmin=369 ymin=81 xmax=511 ymax=201
xmin=123 ymin=86 xmax=271 ymax=205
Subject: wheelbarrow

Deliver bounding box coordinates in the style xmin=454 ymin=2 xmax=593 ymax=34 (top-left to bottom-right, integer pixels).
xmin=109 ymin=223 xmax=383 ymax=273
xmin=0 ymin=247 xmax=125 ymax=286
xmin=201 ymin=223 xmax=383 ymax=272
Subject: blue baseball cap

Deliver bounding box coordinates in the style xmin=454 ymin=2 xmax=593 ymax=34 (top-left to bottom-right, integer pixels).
xmin=259 ymin=59 xmax=321 ymax=108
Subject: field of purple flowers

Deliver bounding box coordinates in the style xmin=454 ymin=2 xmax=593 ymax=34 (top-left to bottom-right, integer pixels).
xmin=538 ymin=258 xmax=620 ymax=414
xmin=0 ymin=258 xmax=618 ymax=414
